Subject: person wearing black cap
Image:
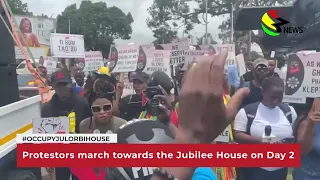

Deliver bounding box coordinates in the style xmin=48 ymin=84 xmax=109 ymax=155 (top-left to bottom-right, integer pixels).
xmin=139 ymin=71 xmax=176 ymax=131
xmin=132 ymin=71 xmax=149 ymax=95
xmin=119 ymin=72 xmax=149 ymax=121
xmin=41 ymin=70 xmax=91 ymax=180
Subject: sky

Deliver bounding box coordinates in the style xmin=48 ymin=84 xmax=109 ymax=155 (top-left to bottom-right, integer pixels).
xmin=22 ymin=0 xmax=225 ymax=45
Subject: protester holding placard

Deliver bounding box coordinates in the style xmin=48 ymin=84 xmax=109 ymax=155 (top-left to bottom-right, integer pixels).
xmin=293 ymin=98 xmax=320 ymax=179
xmin=41 ymin=70 xmax=91 ymax=180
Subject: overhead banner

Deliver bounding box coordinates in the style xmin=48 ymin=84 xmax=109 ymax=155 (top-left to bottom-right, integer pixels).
xmin=285 ymin=52 xmax=320 ymax=98
xmin=50 ymin=33 xmax=85 ymax=58
xmin=82 ymin=51 xmax=104 ymax=72
xmin=109 ymin=45 xmax=140 ymax=73
xmin=14 ymin=15 xmax=56 ymax=59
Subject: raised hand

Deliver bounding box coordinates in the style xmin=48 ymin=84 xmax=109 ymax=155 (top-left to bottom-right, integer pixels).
xmin=176 ymin=50 xmax=249 ymax=143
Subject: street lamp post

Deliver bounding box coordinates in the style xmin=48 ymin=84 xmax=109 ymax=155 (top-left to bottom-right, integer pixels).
xmin=230 ymin=4 xmax=234 ymax=43
xmin=68 ymin=17 xmax=71 ymax=34
xmin=205 ymin=0 xmax=208 ymax=45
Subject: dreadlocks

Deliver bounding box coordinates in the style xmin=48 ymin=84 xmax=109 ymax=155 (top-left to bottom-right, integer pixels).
xmin=84 ymin=73 xmax=115 ymax=106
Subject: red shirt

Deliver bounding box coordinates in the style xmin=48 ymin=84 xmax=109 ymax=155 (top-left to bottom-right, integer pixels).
xmin=79 ymin=88 xmax=85 ymax=96
xmin=170 ymin=103 xmax=179 ymax=127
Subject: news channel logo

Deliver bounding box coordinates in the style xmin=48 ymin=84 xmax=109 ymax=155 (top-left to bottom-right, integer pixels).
xmin=261 ymin=10 xmax=303 ymax=37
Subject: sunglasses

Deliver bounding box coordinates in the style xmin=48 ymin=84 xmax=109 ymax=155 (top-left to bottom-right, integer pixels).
xmin=91 ymin=104 xmax=112 ymax=113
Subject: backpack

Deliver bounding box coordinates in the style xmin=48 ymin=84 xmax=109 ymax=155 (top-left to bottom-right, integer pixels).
xmin=243 ymin=102 xmax=292 ymax=135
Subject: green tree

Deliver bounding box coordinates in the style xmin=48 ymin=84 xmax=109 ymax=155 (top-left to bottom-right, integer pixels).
xmin=56 ymin=1 xmax=133 ymax=57
xmin=146 ymin=0 xmax=231 ymax=44
xmin=7 ymin=0 xmax=32 ymax=15
xmin=147 ymin=0 xmax=293 ymax=50
xmin=197 ymin=33 xmax=217 ymax=45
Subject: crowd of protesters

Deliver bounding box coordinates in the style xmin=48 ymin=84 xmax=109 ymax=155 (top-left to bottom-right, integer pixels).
xmin=37 ymin=50 xmax=320 ymax=180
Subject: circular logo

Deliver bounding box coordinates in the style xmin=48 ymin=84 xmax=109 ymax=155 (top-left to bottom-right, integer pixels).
xmin=261 ymin=11 xmax=281 ymax=37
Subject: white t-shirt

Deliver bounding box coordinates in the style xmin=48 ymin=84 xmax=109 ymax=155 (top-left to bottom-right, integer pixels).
xmin=233 ymin=103 xmax=297 ymax=171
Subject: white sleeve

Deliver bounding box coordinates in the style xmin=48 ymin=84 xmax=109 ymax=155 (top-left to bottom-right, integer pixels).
xmin=233 ymin=108 xmax=248 ymax=132
xmin=289 ymin=105 xmax=298 ymax=125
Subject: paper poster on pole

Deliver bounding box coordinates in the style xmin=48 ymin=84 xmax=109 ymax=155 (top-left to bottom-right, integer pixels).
xmin=108 ymin=45 xmax=140 ymax=73
xmin=50 ymin=33 xmax=85 ymax=58
xmin=285 ymin=52 xmax=320 ymax=98
xmin=33 ymin=117 xmax=69 ymax=134
xmin=42 ymin=56 xmax=57 ymax=68
xmin=82 ymin=51 xmax=104 ymax=72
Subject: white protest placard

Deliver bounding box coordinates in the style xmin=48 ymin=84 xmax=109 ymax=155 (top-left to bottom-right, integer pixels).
xmin=33 ymin=117 xmax=69 ymax=134
xmin=50 ymin=33 xmax=85 ymax=58
xmin=15 ymin=47 xmax=48 ymax=59
xmin=169 ymin=42 xmax=194 ymax=65
xmin=283 ymin=94 xmax=306 ymax=104
xmin=215 ymin=125 xmax=231 ymax=143
xmin=180 ymin=50 xmax=205 ymax=70
xmin=42 ymin=56 xmax=57 ymax=68
xmin=122 ymin=82 xmax=134 ymax=97
xmin=82 ymin=51 xmax=104 ymax=72
xmin=236 ymin=53 xmax=246 ymax=76
xmin=143 ymin=50 xmax=171 ymax=76
xmin=285 ymin=52 xmax=320 ymax=98
xmin=198 ymin=44 xmax=236 ymax=66
xmin=109 ymin=45 xmax=139 ymax=73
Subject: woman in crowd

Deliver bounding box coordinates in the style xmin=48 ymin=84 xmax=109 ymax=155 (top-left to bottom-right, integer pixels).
xmin=83 ymin=66 xmax=123 ymax=115
xmin=293 ymin=98 xmax=320 ymax=179
xmin=79 ymin=79 xmax=126 ymax=133
xmin=233 ymin=76 xmax=297 ymax=180
xmin=70 ymin=79 xmax=126 ymax=180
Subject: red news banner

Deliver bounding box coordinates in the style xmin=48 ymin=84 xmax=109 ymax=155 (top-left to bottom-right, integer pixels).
xmin=17 ymin=144 xmax=300 ymax=167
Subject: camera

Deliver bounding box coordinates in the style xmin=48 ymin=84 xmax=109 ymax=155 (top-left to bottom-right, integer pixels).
xmin=145 ymin=86 xmax=163 ymax=116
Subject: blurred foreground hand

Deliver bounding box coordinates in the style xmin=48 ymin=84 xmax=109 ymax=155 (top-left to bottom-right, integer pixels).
xmin=177 ymin=50 xmax=249 ymax=143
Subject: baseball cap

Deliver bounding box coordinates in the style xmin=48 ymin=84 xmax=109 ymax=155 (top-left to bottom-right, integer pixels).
xmin=95 ymin=66 xmax=111 ymax=76
xmin=51 ymin=70 xmax=72 ymax=85
xmin=148 ymin=71 xmax=174 ymax=94
xmin=133 ymin=72 xmax=149 ymax=83
xmin=253 ymin=58 xmax=268 ymax=68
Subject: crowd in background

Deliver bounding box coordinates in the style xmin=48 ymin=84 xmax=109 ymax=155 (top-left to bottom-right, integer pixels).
xmin=36 ymin=50 xmax=319 ymax=180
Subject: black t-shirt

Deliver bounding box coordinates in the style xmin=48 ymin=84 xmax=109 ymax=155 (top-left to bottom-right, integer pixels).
xmin=41 ymin=93 xmax=92 ymax=133
xmin=241 ymin=81 xmax=263 ymax=108
xmin=119 ymin=94 xmax=147 ymax=121
xmin=241 ymin=71 xmax=254 ymax=82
